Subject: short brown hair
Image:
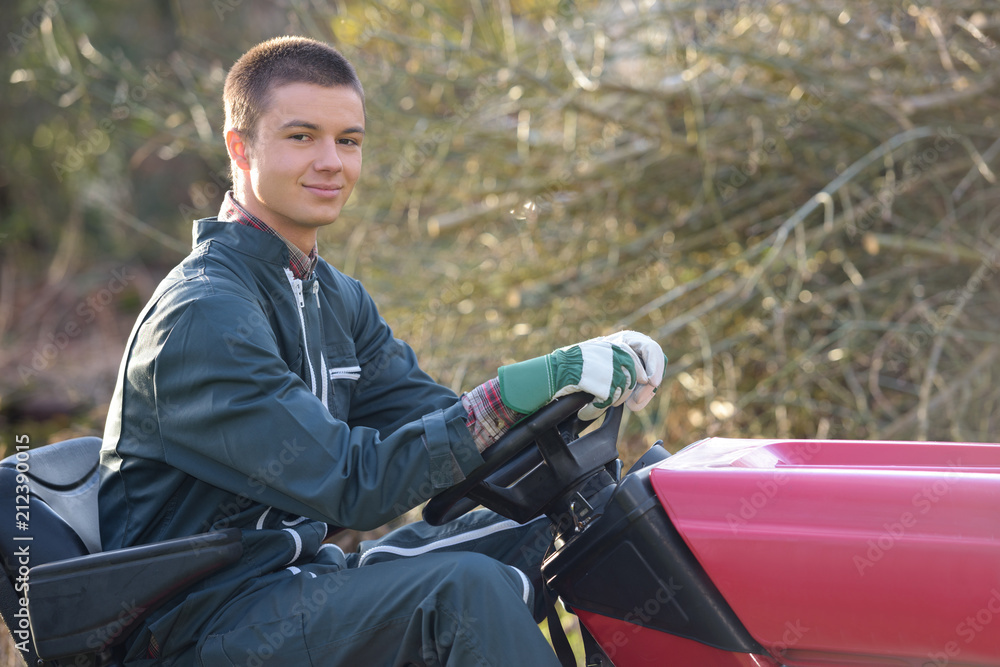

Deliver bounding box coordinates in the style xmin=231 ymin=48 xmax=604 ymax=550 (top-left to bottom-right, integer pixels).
xmin=223 ymin=36 xmax=365 ymax=146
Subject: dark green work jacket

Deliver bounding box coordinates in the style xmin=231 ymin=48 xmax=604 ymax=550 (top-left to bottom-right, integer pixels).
xmin=98 ymin=218 xmax=484 ymax=658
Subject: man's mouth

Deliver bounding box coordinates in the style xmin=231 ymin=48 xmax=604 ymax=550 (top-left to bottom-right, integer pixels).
xmin=303 ymin=184 xmax=343 ymax=198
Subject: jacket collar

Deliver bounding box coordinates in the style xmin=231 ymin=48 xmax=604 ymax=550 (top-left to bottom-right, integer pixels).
xmin=192 ymin=218 xmax=290 ymax=269
xmin=217 ymin=191 xmax=318 ymax=280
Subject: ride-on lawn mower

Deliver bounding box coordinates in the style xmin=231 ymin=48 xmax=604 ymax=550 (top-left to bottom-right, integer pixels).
xmin=2 ymin=394 xmax=999 ymax=666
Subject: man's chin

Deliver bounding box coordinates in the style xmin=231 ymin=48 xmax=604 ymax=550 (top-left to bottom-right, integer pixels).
xmin=297 ymin=207 xmax=342 ymax=228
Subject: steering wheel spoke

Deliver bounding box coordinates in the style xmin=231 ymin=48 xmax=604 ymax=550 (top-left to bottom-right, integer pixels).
xmin=423 ymin=395 xmax=623 ymax=526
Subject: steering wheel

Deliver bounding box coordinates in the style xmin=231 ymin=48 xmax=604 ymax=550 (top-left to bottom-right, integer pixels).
xmin=423 ymin=393 xmax=623 ymax=526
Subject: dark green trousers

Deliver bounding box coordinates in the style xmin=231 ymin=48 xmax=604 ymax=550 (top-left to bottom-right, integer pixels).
xmin=193 ymin=511 xmax=561 ymax=666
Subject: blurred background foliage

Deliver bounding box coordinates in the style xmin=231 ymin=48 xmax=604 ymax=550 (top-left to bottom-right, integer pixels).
xmin=2 ymin=0 xmax=1000 ymax=461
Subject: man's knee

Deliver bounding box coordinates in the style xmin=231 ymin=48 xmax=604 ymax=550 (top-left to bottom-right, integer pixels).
xmin=430 ymin=552 xmax=529 ymax=608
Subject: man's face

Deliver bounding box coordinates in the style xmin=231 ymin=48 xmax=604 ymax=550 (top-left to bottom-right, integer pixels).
xmin=229 ymin=82 xmax=365 ymax=250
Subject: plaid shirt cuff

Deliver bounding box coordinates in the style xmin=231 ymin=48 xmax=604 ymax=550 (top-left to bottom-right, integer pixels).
xmin=462 ymin=378 xmax=525 ymax=453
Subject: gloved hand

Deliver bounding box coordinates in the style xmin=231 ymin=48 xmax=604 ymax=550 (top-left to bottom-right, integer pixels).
xmin=497 ymin=332 xmax=666 ymax=420
xmin=599 ymin=330 xmax=666 ymax=414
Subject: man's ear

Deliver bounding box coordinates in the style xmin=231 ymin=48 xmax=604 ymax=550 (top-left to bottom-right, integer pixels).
xmin=225 ymin=129 xmax=252 ymax=171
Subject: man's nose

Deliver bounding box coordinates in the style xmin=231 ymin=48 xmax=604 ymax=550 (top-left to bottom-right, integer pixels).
xmin=314 ymin=139 xmax=344 ymax=172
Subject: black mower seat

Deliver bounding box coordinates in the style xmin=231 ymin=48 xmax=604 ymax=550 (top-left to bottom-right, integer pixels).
xmin=0 ymin=437 xmax=243 ymax=667
xmin=0 ymin=436 xmax=102 ymax=666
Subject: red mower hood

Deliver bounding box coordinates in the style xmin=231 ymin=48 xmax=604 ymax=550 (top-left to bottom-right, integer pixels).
xmin=650 ymin=437 xmax=1000 ymax=666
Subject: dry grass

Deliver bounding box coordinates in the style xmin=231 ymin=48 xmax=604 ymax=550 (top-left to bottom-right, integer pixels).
xmin=0 ymin=631 xmax=23 ymax=667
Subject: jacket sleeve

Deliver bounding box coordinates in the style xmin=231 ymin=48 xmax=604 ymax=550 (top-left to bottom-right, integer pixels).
xmin=150 ymin=294 xmax=484 ymax=531
xmin=345 ymin=280 xmax=464 ymax=435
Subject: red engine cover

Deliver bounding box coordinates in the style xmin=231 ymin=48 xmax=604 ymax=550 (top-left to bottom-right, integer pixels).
xmin=650 ymin=438 xmax=1000 ymax=666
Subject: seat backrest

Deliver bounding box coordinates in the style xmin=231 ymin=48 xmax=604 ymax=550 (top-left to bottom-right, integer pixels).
xmin=0 ymin=436 xmax=104 ymax=666
xmin=0 ymin=436 xmax=103 ymax=556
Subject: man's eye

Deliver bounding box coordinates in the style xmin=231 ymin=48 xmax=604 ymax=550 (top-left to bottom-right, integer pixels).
xmin=290 ymin=134 xmax=310 ymax=141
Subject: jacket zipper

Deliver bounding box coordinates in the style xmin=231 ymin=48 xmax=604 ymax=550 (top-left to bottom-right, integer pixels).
xmin=314 ymin=288 xmax=329 ymax=406
xmin=286 ymin=270 xmax=317 ymax=396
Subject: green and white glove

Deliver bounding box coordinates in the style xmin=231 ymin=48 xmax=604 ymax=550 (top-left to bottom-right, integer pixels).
xmin=497 ymin=338 xmax=645 ymax=420
xmin=601 ymin=330 xmax=666 ymax=413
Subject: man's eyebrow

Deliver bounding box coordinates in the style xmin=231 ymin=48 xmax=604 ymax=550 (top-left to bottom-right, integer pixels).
xmin=279 ymin=120 xmax=321 ymax=131
xmin=278 ymin=120 xmax=365 ymax=135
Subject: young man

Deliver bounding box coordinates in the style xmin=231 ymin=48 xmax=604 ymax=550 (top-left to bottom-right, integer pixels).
xmin=99 ymin=36 xmax=665 ymax=666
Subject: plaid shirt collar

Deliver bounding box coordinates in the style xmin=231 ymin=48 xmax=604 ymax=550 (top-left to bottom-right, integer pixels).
xmin=218 ymin=191 xmax=318 ymax=280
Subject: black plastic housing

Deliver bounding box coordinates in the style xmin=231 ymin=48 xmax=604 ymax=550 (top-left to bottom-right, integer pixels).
xmin=425 ymin=395 xmax=620 ymax=526
xmin=543 ymin=463 xmax=767 ymax=655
